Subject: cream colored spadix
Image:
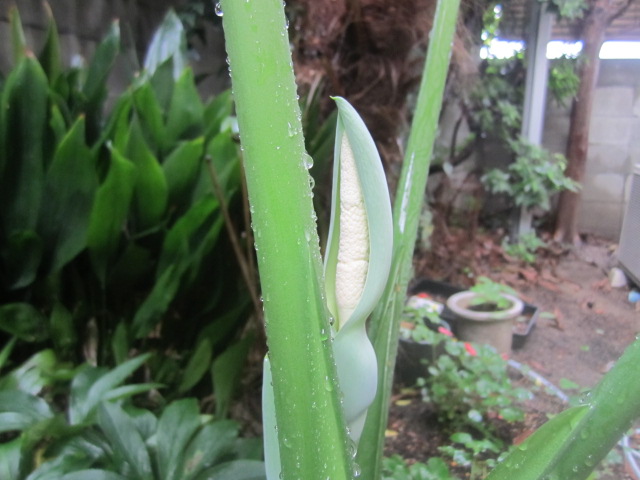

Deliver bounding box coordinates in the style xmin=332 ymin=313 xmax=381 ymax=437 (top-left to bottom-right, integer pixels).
xmin=325 ymin=96 xmax=393 ymax=444
xmin=262 ymin=97 xmax=392 ymax=479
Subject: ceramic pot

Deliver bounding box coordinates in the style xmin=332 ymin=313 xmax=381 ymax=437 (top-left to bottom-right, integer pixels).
xmin=446 ymin=291 xmax=524 ymax=356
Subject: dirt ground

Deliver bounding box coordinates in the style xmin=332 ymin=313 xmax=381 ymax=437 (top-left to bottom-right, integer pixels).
xmin=386 ymin=232 xmax=640 ymax=478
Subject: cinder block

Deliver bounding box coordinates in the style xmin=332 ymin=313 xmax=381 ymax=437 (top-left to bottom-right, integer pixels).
xmin=581 ymin=173 xmax=626 ymax=202
xmin=578 ymin=200 xmax=623 ymax=239
xmin=586 ymin=144 xmax=629 ymax=174
xmin=543 ymin=113 xmax=570 ymax=154
xmin=592 ymin=86 xmax=635 ymax=117
xmin=589 ymin=117 xmax=634 ymax=146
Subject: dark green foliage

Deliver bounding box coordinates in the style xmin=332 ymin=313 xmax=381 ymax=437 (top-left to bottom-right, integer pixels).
xmin=0 ymin=8 xmax=253 ymax=404
xmin=0 ymin=354 xmax=265 ymax=479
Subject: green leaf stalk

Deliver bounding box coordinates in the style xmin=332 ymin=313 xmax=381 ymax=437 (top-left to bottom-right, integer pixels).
xmin=220 ymin=1 xmax=352 ymax=478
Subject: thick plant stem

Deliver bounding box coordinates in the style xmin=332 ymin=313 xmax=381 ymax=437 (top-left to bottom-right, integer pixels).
xmin=220 ymin=1 xmax=352 ymax=479
xmin=356 ymin=1 xmax=461 ymax=478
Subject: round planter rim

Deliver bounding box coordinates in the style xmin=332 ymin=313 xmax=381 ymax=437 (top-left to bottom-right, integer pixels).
xmin=446 ymin=291 xmax=524 ymax=322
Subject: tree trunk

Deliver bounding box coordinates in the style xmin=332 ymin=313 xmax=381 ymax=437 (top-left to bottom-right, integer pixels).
xmin=553 ymin=0 xmax=631 ymax=244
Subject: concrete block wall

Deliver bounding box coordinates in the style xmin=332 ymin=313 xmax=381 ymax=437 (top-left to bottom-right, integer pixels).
xmin=542 ymin=59 xmax=640 ymax=240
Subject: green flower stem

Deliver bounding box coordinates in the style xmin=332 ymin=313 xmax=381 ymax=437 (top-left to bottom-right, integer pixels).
xmin=220 ymin=1 xmax=352 ymax=479
xmin=356 ymin=0 xmax=461 ymax=477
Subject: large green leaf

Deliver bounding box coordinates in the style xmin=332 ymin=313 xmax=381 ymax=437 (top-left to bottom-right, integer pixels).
xmin=133 ymin=81 xmax=167 ymax=151
xmin=165 ymin=68 xmax=204 ymax=143
xmin=82 ymin=21 xmax=120 ymax=140
xmin=97 ymin=402 xmax=153 ymax=480
xmin=203 ymin=89 xmax=234 ymax=139
xmin=69 ymin=354 xmax=150 ymax=424
xmin=0 ymin=438 xmax=21 ymax=480
xmin=39 ymin=116 xmax=98 ymax=273
xmin=0 ymin=303 xmax=48 ymax=342
xmin=156 ymin=399 xmax=202 ymax=480
xmin=126 ymin=118 xmax=168 ymax=230
xmin=192 ymin=130 xmax=240 ymax=202
xmin=0 ymin=390 xmax=54 ymax=432
xmin=0 ymin=349 xmax=60 ymax=394
xmin=163 ymin=137 xmax=205 ymax=210
xmin=37 ymin=3 xmax=62 ymax=81
xmin=0 ymin=56 xmax=48 ymax=233
xmin=143 ymin=9 xmax=187 ymax=80
xmin=86 ymin=146 xmax=136 ymax=285
xmin=157 ymin=196 xmax=219 ymax=276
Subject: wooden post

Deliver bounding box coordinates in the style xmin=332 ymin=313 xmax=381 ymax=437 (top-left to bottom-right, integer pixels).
xmin=553 ymin=0 xmax=632 ymax=244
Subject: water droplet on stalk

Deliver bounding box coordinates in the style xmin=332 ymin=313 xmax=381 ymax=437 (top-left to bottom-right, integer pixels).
xmin=302 ymin=153 xmax=314 ymax=169
xmin=214 ymin=2 xmax=223 ymax=16
xmin=324 ymin=376 xmax=333 ymax=391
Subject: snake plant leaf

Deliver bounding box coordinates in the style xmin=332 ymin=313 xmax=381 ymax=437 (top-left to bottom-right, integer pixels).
xmin=324 ymin=97 xmax=393 ymax=444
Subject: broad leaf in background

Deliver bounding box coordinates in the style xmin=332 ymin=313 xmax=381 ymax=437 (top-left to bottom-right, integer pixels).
xmin=69 ymin=354 xmax=155 ymax=425
xmin=38 ymin=116 xmax=98 ymax=274
xmin=86 ymin=146 xmax=136 ymax=285
xmin=98 ymin=402 xmax=153 ymax=479
xmin=143 ymin=9 xmax=188 ymax=80
xmin=126 ymin=118 xmax=168 ymax=230
xmin=0 ymin=56 xmax=48 ymax=288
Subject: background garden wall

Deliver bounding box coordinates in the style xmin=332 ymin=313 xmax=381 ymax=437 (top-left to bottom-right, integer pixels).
xmin=543 ymin=59 xmax=640 ymax=240
xmin=0 ymin=0 xmax=228 ymax=101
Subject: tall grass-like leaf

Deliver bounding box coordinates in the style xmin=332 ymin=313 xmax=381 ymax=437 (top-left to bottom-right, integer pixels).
xmin=163 ymin=137 xmax=205 ymax=208
xmin=37 ymin=3 xmax=62 ymax=81
xmin=39 ymin=116 xmax=98 ymax=273
xmin=0 ymin=56 xmax=47 ymax=233
xmin=143 ymin=9 xmax=187 ymax=80
xmin=126 ymin=119 xmax=169 ymax=229
xmin=357 ymin=1 xmax=462 ymax=477
xmin=9 ymin=7 xmax=26 ymax=63
xmin=86 ymin=146 xmax=136 ymax=285
xmin=165 ymin=68 xmax=204 ymax=143
xmin=133 ymin=82 xmax=167 ymax=151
